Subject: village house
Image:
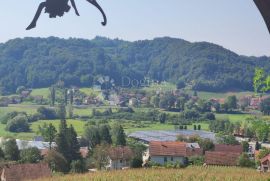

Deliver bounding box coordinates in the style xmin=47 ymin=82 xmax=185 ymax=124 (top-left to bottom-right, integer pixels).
xmin=146 ymin=141 xmax=203 ymax=165
xmin=20 ymin=90 xmax=31 ymax=98
xmin=260 ymin=154 xmax=270 ymax=172
xmin=205 ymin=144 xmax=243 ymax=166
xmin=0 ymin=163 xmax=51 ymax=181
xmin=106 ymin=146 xmax=134 ymax=170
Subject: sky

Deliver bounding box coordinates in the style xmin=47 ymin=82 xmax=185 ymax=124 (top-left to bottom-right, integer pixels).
xmin=0 ymin=0 xmax=270 ymax=56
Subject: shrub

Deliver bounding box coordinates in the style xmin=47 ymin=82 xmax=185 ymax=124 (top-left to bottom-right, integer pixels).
xmin=238 ymin=153 xmax=255 ymax=168
xmin=70 ymin=160 xmax=87 ymax=173
xmin=189 ymin=156 xmax=204 ymax=166
xmin=37 ymin=106 xmax=57 ymax=120
xmin=131 ymin=157 xmax=143 ymax=168
xmin=44 ymin=150 xmax=69 ymax=173
xmin=20 ymin=147 xmax=42 ymax=163
xmin=6 ymin=115 xmax=30 ymax=132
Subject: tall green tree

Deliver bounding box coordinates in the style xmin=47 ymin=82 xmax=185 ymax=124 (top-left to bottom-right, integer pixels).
xmin=260 ymin=97 xmax=270 ymax=115
xmin=3 ymin=139 xmax=20 ymax=161
xmin=38 ymin=123 xmax=57 ymax=149
xmin=70 ymin=90 xmax=74 ymax=105
xmin=112 ymin=124 xmax=126 ymax=146
xmin=84 ymin=126 xmax=100 ymax=148
xmin=99 ymin=124 xmax=112 ymax=144
xmin=64 ymin=88 xmax=68 ymax=105
xmin=226 ymin=95 xmax=237 ymax=111
xmin=66 ymin=125 xmax=81 ymax=161
xmin=50 ymin=86 xmax=56 ymax=107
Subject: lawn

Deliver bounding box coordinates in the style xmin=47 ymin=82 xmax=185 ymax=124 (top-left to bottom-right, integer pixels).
xmin=31 ymin=119 xmax=86 ymax=136
xmin=0 ymin=119 xmax=87 ymax=140
xmin=0 ymin=104 xmax=39 ymax=115
xmin=124 ymin=122 xmax=209 ymax=134
xmin=143 ymin=82 xmax=176 ymax=92
xmin=36 ymin=166 xmax=270 ymax=181
xmin=31 ymin=88 xmax=50 ymax=98
xmin=79 ymin=88 xmax=100 ymax=96
xmin=215 ymin=113 xmax=254 ymax=123
xmin=186 ymin=90 xmax=254 ymax=100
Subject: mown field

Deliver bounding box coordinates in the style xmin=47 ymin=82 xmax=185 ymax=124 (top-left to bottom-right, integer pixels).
xmin=36 ymin=167 xmax=270 ymax=181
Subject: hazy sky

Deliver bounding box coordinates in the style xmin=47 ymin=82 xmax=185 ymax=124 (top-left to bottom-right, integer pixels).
xmin=0 ymin=0 xmax=270 ymax=56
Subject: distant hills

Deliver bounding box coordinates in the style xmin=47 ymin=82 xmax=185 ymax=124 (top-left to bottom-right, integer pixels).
xmin=0 ymin=36 xmax=269 ymax=94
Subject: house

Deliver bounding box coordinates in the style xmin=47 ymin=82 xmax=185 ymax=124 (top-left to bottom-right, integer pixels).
xmin=107 ymin=146 xmax=134 ymax=170
xmin=129 ymin=98 xmax=139 ymax=107
xmin=205 ymin=144 xmax=243 ymax=166
xmin=205 ymin=151 xmax=241 ymax=166
xmin=214 ymin=144 xmax=243 ymax=153
xmin=20 ymin=90 xmax=31 ymax=98
xmin=147 ymin=141 xmax=203 ymax=165
xmin=0 ymin=163 xmax=51 ymax=181
xmin=250 ymin=97 xmax=261 ymax=110
xmin=260 ymin=154 xmax=270 ymax=172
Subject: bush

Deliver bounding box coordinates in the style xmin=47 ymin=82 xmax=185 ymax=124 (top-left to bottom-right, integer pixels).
xmin=27 ymin=113 xmax=42 ymax=123
xmin=189 ymin=156 xmax=204 ymax=166
xmin=70 ymin=160 xmax=86 ymax=173
xmin=203 ymin=112 xmax=215 ymax=120
xmin=6 ymin=115 xmax=30 ymax=132
xmin=0 ymin=111 xmax=26 ymax=124
xmin=20 ymin=147 xmax=42 ymax=163
xmin=37 ymin=106 xmax=57 ymax=120
xmin=131 ymin=157 xmax=143 ymax=168
xmin=238 ymin=153 xmax=255 ymax=168
xmin=3 ymin=139 xmax=20 ymax=161
xmin=44 ymin=150 xmax=69 ymax=173
xmin=176 ymin=80 xmax=185 ymax=89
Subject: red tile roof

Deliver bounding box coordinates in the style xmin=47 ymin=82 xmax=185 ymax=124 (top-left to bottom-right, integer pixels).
xmin=108 ymin=146 xmax=134 ymax=160
xmin=260 ymin=154 xmax=270 ymax=164
xmin=214 ymin=144 xmax=243 ymax=154
xmin=205 ymin=151 xmax=241 ymax=166
xmin=149 ymin=141 xmax=187 ymax=157
xmin=0 ymin=163 xmax=51 ymax=181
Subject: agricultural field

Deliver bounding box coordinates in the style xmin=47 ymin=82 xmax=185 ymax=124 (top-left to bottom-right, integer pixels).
xmin=31 ymin=88 xmax=50 ymax=98
xmin=186 ymin=90 xmax=254 ymax=100
xmin=36 ymin=167 xmax=270 ymax=181
xmin=215 ymin=113 xmax=254 ymax=123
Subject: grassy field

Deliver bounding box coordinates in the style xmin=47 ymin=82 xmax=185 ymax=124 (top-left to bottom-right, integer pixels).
xmin=186 ymin=90 xmax=254 ymax=100
xmin=0 ymin=104 xmax=39 ymax=115
xmin=0 ymin=119 xmax=86 ymax=140
xmin=36 ymin=167 xmax=270 ymax=181
xmin=31 ymin=88 xmax=50 ymax=98
xmin=215 ymin=113 xmax=256 ymax=123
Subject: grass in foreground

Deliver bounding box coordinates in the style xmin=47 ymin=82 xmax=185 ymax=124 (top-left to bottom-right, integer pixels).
xmin=36 ymin=166 xmax=270 ymax=181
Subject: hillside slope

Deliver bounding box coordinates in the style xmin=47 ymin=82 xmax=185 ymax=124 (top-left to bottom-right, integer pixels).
xmin=0 ymin=36 xmax=269 ymax=94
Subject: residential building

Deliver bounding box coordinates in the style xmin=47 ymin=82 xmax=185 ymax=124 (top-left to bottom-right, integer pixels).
xmin=205 ymin=144 xmax=243 ymax=166
xmin=147 ymin=141 xmax=203 ymax=165
xmin=107 ymin=146 xmax=134 ymax=170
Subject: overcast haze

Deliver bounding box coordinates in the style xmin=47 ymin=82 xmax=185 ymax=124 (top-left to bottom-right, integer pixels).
xmin=0 ymin=0 xmax=270 ymax=56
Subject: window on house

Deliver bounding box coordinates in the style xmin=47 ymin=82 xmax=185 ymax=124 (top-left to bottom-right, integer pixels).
xmin=171 ymin=157 xmax=173 ymax=161
xmin=120 ymin=159 xmax=122 ymax=163
xmin=164 ymin=157 xmax=167 ymax=162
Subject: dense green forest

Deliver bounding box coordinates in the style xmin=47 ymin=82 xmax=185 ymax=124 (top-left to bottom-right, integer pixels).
xmin=0 ymin=36 xmax=269 ymax=94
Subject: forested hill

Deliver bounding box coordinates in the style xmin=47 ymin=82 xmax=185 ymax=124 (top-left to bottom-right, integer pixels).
xmin=0 ymin=36 xmax=269 ymax=94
